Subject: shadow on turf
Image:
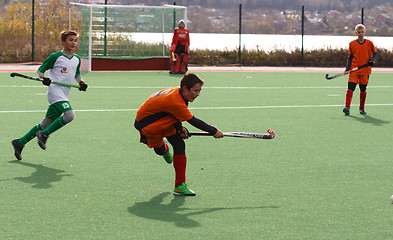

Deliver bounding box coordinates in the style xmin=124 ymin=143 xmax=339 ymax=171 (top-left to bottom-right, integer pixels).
xmin=347 ymin=114 xmax=390 ymax=126
xmin=128 ymin=192 xmax=279 ymax=228
xmin=6 ymin=160 xmax=72 ymax=189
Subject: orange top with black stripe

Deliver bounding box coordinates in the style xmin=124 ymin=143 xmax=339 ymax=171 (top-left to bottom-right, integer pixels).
xmin=349 ymin=39 xmax=377 ymax=75
xmin=134 ymin=87 xmax=193 ymax=134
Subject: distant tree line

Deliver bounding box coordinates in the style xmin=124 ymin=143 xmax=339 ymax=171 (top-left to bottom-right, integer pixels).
xmin=102 ymin=0 xmax=391 ymax=11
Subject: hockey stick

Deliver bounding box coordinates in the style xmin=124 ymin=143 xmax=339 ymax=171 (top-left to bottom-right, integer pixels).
xmin=189 ymin=129 xmax=275 ymax=139
xmin=171 ymin=51 xmax=177 ymax=61
xmin=10 ymin=72 xmax=80 ymax=88
xmin=325 ymin=63 xmax=372 ymax=80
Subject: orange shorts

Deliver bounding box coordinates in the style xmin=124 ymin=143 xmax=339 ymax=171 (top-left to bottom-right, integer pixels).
xmin=140 ymin=127 xmax=177 ymax=148
xmin=348 ymin=74 xmax=369 ymax=85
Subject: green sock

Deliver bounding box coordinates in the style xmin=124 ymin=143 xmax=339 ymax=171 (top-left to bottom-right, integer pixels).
xmin=41 ymin=116 xmax=68 ymax=135
xmin=18 ymin=124 xmax=42 ymax=147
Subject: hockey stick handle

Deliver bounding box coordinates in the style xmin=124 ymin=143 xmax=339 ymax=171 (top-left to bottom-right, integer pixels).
xmin=325 ymin=62 xmax=372 ymax=80
xmin=345 ymin=62 xmax=372 ymax=74
xmin=10 ymin=72 xmax=80 ymax=88
xmin=189 ymin=131 xmax=275 ymax=139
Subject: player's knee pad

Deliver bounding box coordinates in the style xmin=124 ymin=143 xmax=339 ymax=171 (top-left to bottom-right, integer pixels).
xmin=166 ymin=134 xmax=185 ymax=155
xmin=40 ymin=118 xmax=54 ymax=129
xmin=181 ymin=53 xmax=189 ymax=64
xmin=63 ymin=110 xmax=75 ymax=123
xmin=348 ymin=82 xmax=357 ymax=91
xmin=169 ymin=53 xmax=180 ymax=73
xmin=154 ymin=143 xmax=166 ymax=156
xmin=179 ymin=53 xmax=189 ymax=73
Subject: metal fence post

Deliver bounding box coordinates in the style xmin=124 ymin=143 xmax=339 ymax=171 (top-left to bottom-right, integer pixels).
xmin=301 ymin=5 xmax=304 ymax=66
xmin=238 ymin=3 xmax=242 ymax=64
xmin=32 ymin=0 xmax=35 ymax=62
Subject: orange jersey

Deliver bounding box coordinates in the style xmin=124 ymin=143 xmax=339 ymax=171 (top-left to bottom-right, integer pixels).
xmin=348 ymin=39 xmax=376 ymax=75
xmin=171 ymin=28 xmax=190 ymax=46
xmin=135 ymin=87 xmax=193 ymax=135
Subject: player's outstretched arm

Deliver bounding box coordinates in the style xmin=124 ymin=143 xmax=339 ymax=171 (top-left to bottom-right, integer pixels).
xmin=187 ymin=116 xmax=222 ymax=138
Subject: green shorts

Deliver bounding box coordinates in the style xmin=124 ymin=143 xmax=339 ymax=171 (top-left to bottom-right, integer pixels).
xmin=45 ymin=101 xmax=73 ymax=119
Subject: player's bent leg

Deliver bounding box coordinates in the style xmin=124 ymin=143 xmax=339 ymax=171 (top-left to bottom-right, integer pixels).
xmin=62 ymin=110 xmax=75 ymax=123
xmin=36 ymin=131 xmax=49 ymax=150
xmin=16 ymin=123 xmax=42 ymax=147
xmin=39 ymin=117 xmax=54 ymax=130
xmin=38 ymin=117 xmax=66 ymax=150
xmin=154 ymin=141 xmax=173 ymax=164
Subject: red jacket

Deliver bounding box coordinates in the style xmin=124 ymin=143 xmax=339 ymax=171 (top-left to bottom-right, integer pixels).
xmin=171 ymin=28 xmax=190 ymax=47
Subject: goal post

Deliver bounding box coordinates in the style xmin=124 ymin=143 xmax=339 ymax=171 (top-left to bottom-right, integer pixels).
xmin=69 ymin=3 xmax=187 ymax=72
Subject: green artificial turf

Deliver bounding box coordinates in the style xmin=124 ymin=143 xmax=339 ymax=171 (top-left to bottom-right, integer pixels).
xmin=1 ymin=71 xmax=393 ymax=239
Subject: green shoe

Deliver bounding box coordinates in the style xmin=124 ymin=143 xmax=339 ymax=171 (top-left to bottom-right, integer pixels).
xmin=162 ymin=139 xmax=172 ymax=164
xmin=163 ymin=151 xmax=173 ymax=164
xmin=173 ymin=183 xmax=196 ymax=196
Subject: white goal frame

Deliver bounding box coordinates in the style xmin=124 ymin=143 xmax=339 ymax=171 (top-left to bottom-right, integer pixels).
xmin=69 ymin=2 xmax=187 ymax=72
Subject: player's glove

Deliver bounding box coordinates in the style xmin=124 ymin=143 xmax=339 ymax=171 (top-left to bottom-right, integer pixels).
xmin=180 ymin=127 xmax=190 ymax=139
xmin=41 ymin=77 xmax=51 ymax=86
xmin=174 ymin=121 xmax=189 ymax=139
xmin=368 ymin=52 xmax=377 ymax=66
xmin=79 ymin=83 xmax=88 ymax=91
xmin=170 ymin=44 xmax=176 ymax=52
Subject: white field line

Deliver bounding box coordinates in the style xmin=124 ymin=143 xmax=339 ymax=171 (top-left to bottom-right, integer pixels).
xmin=1 ymin=85 xmax=393 ymax=89
xmin=2 ymin=103 xmax=393 ymax=114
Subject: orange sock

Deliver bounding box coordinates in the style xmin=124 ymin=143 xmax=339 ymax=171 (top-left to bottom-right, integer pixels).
xmin=173 ymin=154 xmax=187 ymax=187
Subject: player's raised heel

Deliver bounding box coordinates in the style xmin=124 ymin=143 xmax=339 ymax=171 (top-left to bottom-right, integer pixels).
xmin=36 ymin=131 xmax=48 ymax=150
xmin=359 ymin=108 xmax=367 ymax=115
xmin=343 ymin=107 xmax=350 ymax=115
xmin=173 ymin=183 xmax=196 ymax=196
xmin=11 ymin=139 xmax=23 ymax=160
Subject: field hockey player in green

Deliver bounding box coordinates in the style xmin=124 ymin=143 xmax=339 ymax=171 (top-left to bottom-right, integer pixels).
xmin=11 ymin=30 xmax=88 ymax=160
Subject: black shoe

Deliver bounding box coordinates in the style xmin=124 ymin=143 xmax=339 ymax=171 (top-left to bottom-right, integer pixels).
xmin=343 ymin=107 xmax=350 ymax=116
xmin=11 ymin=139 xmax=23 ymax=160
xmin=36 ymin=131 xmax=48 ymax=150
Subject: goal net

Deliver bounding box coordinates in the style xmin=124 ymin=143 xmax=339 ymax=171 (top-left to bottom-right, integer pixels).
xmin=69 ymin=3 xmax=187 ymax=71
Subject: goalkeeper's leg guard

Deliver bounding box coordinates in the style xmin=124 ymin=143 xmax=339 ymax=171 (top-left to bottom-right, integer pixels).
xmin=179 ymin=53 xmax=189 ymax=74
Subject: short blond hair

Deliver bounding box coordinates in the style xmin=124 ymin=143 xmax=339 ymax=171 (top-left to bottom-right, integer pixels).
xmin=355 ymin=24 xmax=366 ymax=31
xmin=60 ymin=30 xmax=78 ymax=42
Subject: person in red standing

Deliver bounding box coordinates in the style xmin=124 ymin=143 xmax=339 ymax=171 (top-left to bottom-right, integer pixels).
xmin=169 ymin=20 xmax=190 ymax=74
xmin=343 ymin=24 xmax=377 ymax=115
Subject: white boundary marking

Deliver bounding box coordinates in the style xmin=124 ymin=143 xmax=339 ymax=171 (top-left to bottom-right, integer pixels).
xmin=1 ymin=85 xmax=393 ymax=90
xmin=2 ymin=103 xmax=393 ymax=114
